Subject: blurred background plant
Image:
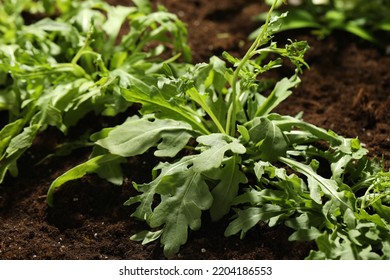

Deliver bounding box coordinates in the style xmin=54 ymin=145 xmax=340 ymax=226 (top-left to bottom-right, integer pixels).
xmin=256 ymin=0 xmax=390 ymax=46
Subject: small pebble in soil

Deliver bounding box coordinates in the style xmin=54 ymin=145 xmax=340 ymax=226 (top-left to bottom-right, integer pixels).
xmin=178 ymin=11 xmax=185 ymax=18
xmin=201 ymin=248 xmax=206 ymax=253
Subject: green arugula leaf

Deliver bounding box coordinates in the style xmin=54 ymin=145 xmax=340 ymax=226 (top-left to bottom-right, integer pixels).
xmin=125 ymin=156 xmax=195 ymax=221
xmin=0 ymin=124 xmax=40 ymax=181
xmin=0 ymin=119 xmax=24 ymax=157
xmin=248 ymin=117 xmax=289 ymax=162
xmin=225 ymin=205 xmax=286 ymax=239
xmin=186 ymin=87 xmax=226 ymax=134
xmin=130 ymin=229 xmax=163 ymax=245
xmin=254 ymin=75 xmax=301 ymax=117
xmin=126 ymin=155 xmax=213 ymax=257
xmin=47 ymin=153 xmax=123 ymax=207
xmin=208 ymin=155 xmax=248 ymax=221
xmin=193 ymin=133 xmax=246 ymax=172
xmin=120 ymin=77 xmax=209 ymax=135
xmin=95 ymin=115 xmax=194 ymax=158
xmin=150 ymin=166 xmax=213 ymax=257
xmin=4 ymin=124 xmax=40 ymax=157
xmin=280 ymin=156 xmax=354 ymax=211
xmin=288 ymin=227 xmax=322 ymax=242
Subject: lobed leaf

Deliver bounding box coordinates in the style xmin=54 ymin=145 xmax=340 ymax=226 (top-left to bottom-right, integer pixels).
xmin=125 ymin=156 xmax=195 ymax=221
xmin=150 ymin=167 xmax=213 ymax=257
xmin=126 ymin=155 xmax=213 ymax=257
xmin=193 ymin=133 xmax=246 ymax=172
xmin=95 ymin=115 xmax=194 ymax=158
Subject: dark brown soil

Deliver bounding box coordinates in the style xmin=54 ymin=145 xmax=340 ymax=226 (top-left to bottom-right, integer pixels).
xmin=0 ymin=0 xmax=389 ymax=260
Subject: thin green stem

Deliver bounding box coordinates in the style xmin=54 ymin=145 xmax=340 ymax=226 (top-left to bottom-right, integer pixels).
xmin=225 ymin=0 xmax=279 ymax=136
xmin=54 ymin=63 xmax=91 ymax=79
xmin=71 ymin=26 xmax=94 ymax=65
xmin=360 ymin=185 xmax=375 ymax=210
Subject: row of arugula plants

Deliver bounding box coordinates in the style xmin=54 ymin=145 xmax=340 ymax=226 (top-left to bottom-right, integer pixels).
xmin=1 ymin=0 xmax=390 ymax=259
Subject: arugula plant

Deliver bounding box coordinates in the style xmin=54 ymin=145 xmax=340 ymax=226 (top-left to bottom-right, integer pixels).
xmin=259 ymin=0 xmax=390 ymax=45
xmin=0 ymin=0 xmax=191 ymax=183
xmin=46 ymin=0 xmax=390 ymax=259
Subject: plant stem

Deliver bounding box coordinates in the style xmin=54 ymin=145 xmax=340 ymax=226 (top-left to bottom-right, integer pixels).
xmin=225 ymin=0 xmax=279 ymax=136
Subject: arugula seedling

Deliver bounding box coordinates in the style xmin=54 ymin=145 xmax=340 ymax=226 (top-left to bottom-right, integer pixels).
xmin=47 ymin=0 xmax=308 ymax=257
xmin=47 ymin=0 xmax=390 ymax=259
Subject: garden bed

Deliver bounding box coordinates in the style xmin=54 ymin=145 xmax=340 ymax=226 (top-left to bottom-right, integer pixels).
xmin=0 ymin=0 xmax=389 ymax=260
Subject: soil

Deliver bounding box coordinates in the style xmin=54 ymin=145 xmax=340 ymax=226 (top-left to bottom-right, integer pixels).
xmin=0 ymin=0 xmax=389 ymax=260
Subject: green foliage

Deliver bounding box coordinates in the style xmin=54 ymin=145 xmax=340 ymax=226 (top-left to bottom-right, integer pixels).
xmin=0 ymin=0 xmax=191 ymax=183
xmin=46 ymin=0 xmax=313 ymax=257
xmin=131 ymin=156 xmax=214 ymax=257
xmin=256 ymin=0 xmax=390 ymax=45
xmin=2 ymin=0 xmax=389 ymax=260
xmin=94 ymin=115 xmax=194 ymax=158
xmin=45 ymin=0 xmax=390 ymax=259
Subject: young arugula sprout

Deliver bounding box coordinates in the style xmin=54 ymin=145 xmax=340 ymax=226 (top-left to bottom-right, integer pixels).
xmin=0 ymin=0 xmax=191 ymax=183
xmin=47 ymin=0 xmax=390 ymax=259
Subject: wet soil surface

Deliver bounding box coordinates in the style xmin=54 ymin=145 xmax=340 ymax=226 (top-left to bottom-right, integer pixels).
xmin=0 ymin=0 xmax=389 ymax=259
